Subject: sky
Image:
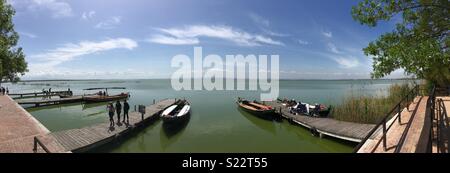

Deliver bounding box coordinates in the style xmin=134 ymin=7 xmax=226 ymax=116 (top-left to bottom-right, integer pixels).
xmin=7 ymin=0 xmax=407 ymax=80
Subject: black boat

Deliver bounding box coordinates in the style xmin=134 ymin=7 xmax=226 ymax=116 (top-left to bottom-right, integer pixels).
xmin=161 ymin=100 xmax=191 ymax=123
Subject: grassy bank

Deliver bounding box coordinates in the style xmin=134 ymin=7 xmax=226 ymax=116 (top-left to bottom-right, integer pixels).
xmin=331 ymin=84 xmax=414 ymax=124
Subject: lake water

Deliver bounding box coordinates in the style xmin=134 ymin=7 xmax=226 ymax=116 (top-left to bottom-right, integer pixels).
xmin=4 ymin=79 xmax=413 ymax=153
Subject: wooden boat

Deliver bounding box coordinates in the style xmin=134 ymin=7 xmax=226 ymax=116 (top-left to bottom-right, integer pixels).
xmin=237 ymin=98 xmax=275 ymax=118
xmin=82 ymin=93 xmax=129 ymax=103
xmin=161 ymin=100 xmax=190 ymax=123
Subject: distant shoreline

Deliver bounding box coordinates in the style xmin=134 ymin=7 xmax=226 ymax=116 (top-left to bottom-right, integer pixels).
xmin=11 ymin=78 xmax=420 ymax=83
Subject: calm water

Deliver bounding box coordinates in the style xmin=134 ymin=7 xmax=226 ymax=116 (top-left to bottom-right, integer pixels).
xmin=4 ymin=79 xmax=413 ymax=153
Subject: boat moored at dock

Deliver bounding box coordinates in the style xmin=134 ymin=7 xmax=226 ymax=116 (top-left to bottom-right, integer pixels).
xmin=279 ymin=98 xmax=332 ymax=117
xmin=161 ymin=99 xmax=191 ymax=123
xmin=82 ymin=93 xmax=129 ymax=103
xmin=237 ymin=98 xmax=276 ymax=119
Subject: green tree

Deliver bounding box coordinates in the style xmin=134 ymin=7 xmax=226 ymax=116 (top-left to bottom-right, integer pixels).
xmin=0 ymin=0 xmax=28 ymax=86
xmin=352 ymin=0 xmax=449 ymax=86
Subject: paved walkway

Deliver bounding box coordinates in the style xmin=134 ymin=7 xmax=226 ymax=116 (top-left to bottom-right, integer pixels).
xmin=358 ymin=96 xmax=430 ymax=153
xmin=0 ymin=95 xmax=65 ymax=153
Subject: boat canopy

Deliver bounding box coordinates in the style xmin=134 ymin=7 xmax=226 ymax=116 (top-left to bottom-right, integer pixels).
xmin=83 ymin=87 xmax=126 ymax=90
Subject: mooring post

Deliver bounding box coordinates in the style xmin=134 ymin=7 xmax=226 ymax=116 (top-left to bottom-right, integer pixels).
xmin=398 ymin=104 xmax=402 ymax=124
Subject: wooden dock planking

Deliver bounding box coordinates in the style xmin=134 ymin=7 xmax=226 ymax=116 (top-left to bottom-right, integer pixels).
xmin=38 ymin=99 xmax=176 ymax=153
xmin=265 ymin=101 xmax=376 ymax=143
xmin=9 ymin=91 xmax=72 ymax=98
xmin=16 ymin=96 xmax=83 ymax=106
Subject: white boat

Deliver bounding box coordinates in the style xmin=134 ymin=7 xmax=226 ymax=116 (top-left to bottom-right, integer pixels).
xmin=161 ymin=100 xmax=190 ymax=123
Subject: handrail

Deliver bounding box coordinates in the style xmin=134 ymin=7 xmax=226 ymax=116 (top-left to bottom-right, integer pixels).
xmin=33 ymin=136 xmax=51 ymax=153
xmin=436 ymin=98 xmax=449 ymax=153
xmin=353 ymin=85 xmax=420 ymax=153
xmin=438 ymin=99 xmax=449 ymax=128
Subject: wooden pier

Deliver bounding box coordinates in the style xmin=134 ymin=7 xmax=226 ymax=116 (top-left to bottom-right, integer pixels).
xmin=35 ymin=99 xmax=176 ymax=153
xmin=16 ymin=96 xmax=83 ymax=107
xmin=9 ymin=90 xmax=72 ymax=99
xmin=265 ymin=101 xmax=376 ymax=143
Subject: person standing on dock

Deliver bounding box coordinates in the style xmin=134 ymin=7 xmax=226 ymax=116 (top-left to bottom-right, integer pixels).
xmin=123 ymin=100 xmax=130 ymax=124
xmin=107 ymin=103 xmax=115 ymax=127
xmin=6 ymin=88 xmax=9 ymax=95
xmin=115 ymin=100 xmax=122 ymax=124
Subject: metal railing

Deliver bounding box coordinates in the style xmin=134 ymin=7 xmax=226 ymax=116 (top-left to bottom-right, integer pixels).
xmin=435 ymin=98 xmax=449 ymax=153
xmin=353 ymin=85 xmax=420 ymax=153
xmin=426 ymin=85 xmax=436 ymax=153
xmin=33 ymin=136 xmax=51 ymax=153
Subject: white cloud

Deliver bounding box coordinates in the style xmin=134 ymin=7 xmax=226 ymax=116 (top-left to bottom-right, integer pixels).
xmin=327 ymin=43 xmax=341 ymax=54
xmin=19 ymin=31 xmax=37 ymax=38
xmin=261 ymin=28 xmax=289 ymax=37
xmin=30 ymin=38 xmax=138 ymax=71
xmin=331 ymin=56 xmax=359 ymax=68
xmin=95 ymin=16 xmax=122 ymax=29
xmin=147 ymin=25 xmax=283 ymax=46
xmin=147 ymin=35 xmax=199 ymax=45
xmin=298 ymin=39 xmax=309 ymax=45
xmin=249 ymin=13 xmax=288 ymax=37
xmin=82 ymin=11 xmax=96 ymax=20
xmin=23 ymin=67 xmax=155 ymax=80
xmin=249 ymin=13 xmax=270 ymax=27
xmin=322 ymin=31 xmax=332 ymax=38
xmin=8 ymin=0 xmax=73 ymax=18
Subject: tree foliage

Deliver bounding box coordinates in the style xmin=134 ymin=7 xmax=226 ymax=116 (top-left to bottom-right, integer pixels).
xmin=0 ymin=0 xmax=28 ymax=84
xmin=352 ymin=0 xmax=449 ymax=86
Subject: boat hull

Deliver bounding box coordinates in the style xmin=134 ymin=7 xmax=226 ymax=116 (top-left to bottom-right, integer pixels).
xmin=237 ymin=100 xmax=276 ymax=119
xmin=161 ymin=101 xmax=191 ymax=124
xmin=238 ymin=105 xmax=275 ymax=119
xmin=82 ymin=93 xmax=129 ymax=103
xmin=162 ymin=111 xmax=190 ymax=124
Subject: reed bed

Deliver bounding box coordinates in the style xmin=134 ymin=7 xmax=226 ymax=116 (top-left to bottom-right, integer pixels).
xmin=331 ymin=84 xmax=413 ymax=124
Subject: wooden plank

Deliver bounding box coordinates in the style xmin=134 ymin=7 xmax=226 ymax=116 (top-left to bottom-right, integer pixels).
xmin=41 ymin=99 xmax=176 ymax=152
xmin=265 ymin=101 xmax=376 ymax=143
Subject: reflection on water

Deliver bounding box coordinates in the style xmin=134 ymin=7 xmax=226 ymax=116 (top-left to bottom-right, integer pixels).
xmin=237 ymin=108 xmax=277 ymax=135
xmin=160 ymin=114 xmax=191 ymax=150
xmin=6 ymin=79 xmax=417 ymax=153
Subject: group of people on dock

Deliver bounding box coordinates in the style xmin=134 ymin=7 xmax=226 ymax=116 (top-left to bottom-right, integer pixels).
xmin=0 ymin=87 xmax=9 ymax=95
xmin=98 ymin=91 xmax=108 ymax=96
xmin=107 ymin=100 xmax=130 ymax=127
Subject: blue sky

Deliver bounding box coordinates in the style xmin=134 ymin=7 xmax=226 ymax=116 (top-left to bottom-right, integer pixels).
xmin=8 ymin=0 xmax=406 ymax=79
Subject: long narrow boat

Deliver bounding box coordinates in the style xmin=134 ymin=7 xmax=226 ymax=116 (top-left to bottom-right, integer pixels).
xmin=82 ymin=93 xmax=129 ymax=103
xmin=237 ymin=98 xmax=275 ymax=118
xmin=161 ymin=100 xmax=190 ymax=123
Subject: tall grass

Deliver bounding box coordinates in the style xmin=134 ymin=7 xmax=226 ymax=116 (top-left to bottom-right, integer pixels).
xmin=331 ymin=84 xmax=413 ymax=124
